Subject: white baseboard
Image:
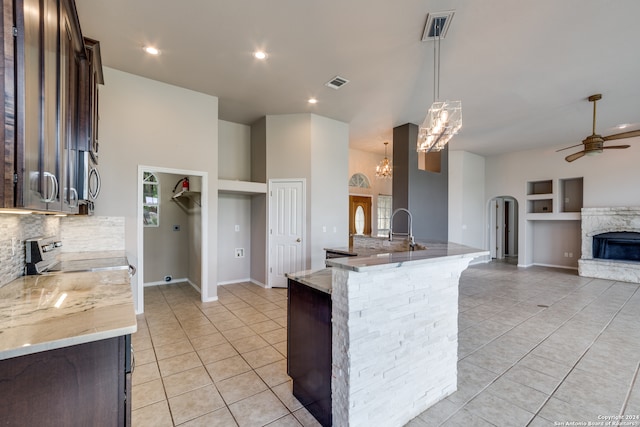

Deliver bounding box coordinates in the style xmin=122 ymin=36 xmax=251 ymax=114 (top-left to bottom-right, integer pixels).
xmin=144 ymin=277 xmax=189 ymax=287
xmin=250 ymin=278 xmax=267 ymax=288
xmin=202 ymin=295 xmax=219 ymax=302
xmin=532 ymin=262 xmax=578 ymax=271
xmin=217 ymin=278 xmax=252 ymax=286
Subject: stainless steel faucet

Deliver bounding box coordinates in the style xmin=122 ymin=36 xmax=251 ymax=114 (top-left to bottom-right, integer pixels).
xmin=389 ymin=208 xmax=415 ymax=246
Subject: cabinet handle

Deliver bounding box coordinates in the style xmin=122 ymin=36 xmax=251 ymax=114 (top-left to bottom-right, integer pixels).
xmin=43 ymin=172 xmax=58 ymax=202
xmin=128 ymin=265 xmax=136 ymax=277
xmin=89 ymin=167 xmax=101 ymax=200
xmin=68 ymin=187 xmax=79 ymax=207
xmin=130 ymin=344 xmax=135 ymax=374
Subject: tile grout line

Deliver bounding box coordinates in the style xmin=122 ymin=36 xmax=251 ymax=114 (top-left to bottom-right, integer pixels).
xmin=524 ymin=283 xmax=640 ymax=426
xmin=437 ymin=277 xmax=624 ymax=426
xmin=619 ymin=360 xmax=640 ymax=419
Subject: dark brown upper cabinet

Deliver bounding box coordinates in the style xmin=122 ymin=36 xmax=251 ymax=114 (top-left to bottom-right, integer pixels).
xmin=1 ymin=0 xmax=98 ymax=213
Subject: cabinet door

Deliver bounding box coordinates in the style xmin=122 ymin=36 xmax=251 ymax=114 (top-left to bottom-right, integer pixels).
xmin=16 ymin=0 xmax=49 ymax=210
xmin=58 ymin=0 xmax=81 ymax=213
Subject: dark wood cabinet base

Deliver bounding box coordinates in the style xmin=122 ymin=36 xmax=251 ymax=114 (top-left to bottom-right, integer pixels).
xmin=287 ymin=278 xmax=332 ymax=427
xmin=0 ymin=336 xmax=130 ymax=426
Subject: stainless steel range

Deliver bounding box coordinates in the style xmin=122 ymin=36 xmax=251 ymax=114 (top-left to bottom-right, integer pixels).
xmin=25 ymin=237 xmax=132 ymax=275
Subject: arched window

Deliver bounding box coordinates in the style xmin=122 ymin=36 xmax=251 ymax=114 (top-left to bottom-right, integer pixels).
xmin=349 ymin=173 xmax=370 ymax=189
xmin=143 ymin=172 xmax=160 ymax=227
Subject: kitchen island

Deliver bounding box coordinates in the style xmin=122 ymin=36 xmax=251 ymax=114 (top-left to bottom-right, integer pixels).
xmin=288 ymin=240 xmax=488 ymax=427
xmin=0 ymin=265 xmax=136 ymax=426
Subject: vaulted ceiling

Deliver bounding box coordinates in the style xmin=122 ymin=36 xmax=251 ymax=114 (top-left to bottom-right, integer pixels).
xmin=75 ymin=0 xmax=640 ymax=157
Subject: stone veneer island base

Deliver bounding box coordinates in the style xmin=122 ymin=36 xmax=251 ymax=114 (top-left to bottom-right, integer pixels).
xmin=289 ymin=242 xmax=488 ymax=427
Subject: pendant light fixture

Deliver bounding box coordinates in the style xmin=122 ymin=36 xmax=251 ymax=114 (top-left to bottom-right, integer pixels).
xmin=375 ymin=142 xmax=392 ymax=179
xmin=417 ymin=13 xmax=461 ymax=154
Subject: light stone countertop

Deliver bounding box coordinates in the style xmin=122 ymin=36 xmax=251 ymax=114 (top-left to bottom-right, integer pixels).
xmin=325 ymin=241 xmax=489 ymax=272
xmin=286 ymin=268 xmax=333 ymax=294
xmin=0 ymin=268 xmax=137 ymax=361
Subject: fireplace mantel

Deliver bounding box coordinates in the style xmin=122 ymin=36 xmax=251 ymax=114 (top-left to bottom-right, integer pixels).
xmin=579 ymin=207 xmax=640 ymax=283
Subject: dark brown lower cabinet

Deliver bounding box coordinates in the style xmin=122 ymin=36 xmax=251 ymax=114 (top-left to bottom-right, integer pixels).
xmin=0 ymin=335 xmax=131 ymax=426
xmin=287 ymin=278 xmax=332 ymax=427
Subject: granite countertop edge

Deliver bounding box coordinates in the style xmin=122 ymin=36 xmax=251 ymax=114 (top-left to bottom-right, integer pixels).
xmin=0 ymin=258 xmax=137 ymax=361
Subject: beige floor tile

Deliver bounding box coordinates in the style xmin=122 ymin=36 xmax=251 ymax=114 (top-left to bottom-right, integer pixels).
xmin=271 ymin=380 xmax=303 ymax=412
xmin=230 ymin=334 xmax=270 ymax=353
xmin=178 ymin=406 xmax=238 ymax=427
xmin=261 ymin=328 xmax=287 ymax=345
xmin=265 ymin=414 xmax=303 ymax=427
xmin=292 ymin=406 xmax=323 ymax=427
xmin=163 ymin=365 xmax=212 ymax=398
xmin=184 ymin=323 xmax=220 ymax=339
xmin=135 ymin=347 xmax=157 ymax=366
xmin=242 ymin=345 xmax=285 ymax=369
xmin=132 ymin=399 xmax=174 ymax=427
xmin=132 ymin=361 xmax=160 ymax=386
xmin=217 ymin=371 xmax=268 ymax=404
xmin=132 ymin=334 xmax=153 ymax=351
xmin=191 ymin=332 xmax=229 ymax=351
xmin=242 ymin=312 xmax=270 ymax=325
xmin=272 ymin=340 xmax=288 ymax=357
xmin=197 ymin=342 xmax=239 ymax=365
xmin=154 ymin=338 xmax=195 ymax=360
xmin=132 ymin=378 xmax=166 ymax=410
xmin=158 ymin=351 xmax=202 ymax=377
xmin=228 ymin=389 xmax=289 ymax=426
xmin=205 ymin=355 xmax=252 ymax=382
xmin=205 ymin=311 xmax=237 ymax=323
xmin=214 ymin=318 xmax=246 ymax=331
xmin=250 ymin=319 xmax=282 ymax=334
xmin=221 ymin=325 xmax=257 ymax=341
xmin=255 ymin=359 xmax=290 ymax=387
xmin=168 ymin=384 xmax=226 ymax=425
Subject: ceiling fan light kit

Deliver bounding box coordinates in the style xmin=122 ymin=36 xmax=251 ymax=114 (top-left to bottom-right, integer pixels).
xmin=560 ymin=94 xmax=639 ymax=162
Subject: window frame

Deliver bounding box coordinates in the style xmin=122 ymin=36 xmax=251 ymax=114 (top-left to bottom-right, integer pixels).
xmin=143 ymin=172 xmax=160 ymax=227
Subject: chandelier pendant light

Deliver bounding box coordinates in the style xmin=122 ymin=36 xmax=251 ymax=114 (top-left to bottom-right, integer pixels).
xmin=375 ymin=142 xmax=392 ymax=179
xmin=417 ymin=16 xmax=461 ymax=153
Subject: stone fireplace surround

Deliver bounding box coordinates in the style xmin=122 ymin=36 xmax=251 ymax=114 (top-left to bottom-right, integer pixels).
xmin=579 ymin=207 xmax=640 ymax=283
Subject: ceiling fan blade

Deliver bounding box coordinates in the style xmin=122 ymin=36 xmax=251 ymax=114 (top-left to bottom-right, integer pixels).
xmin=565 ymin=151 xmax=586 ymax=162
xmin=603 ymin=145 xmax=631 ymax=149
xmin=603 ymin=130 xmax=640 ymax=141
xmin=556 ymin=143 xmax=583 ymax=152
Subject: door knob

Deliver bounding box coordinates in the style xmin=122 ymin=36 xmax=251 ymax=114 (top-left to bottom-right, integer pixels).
xmin=296 ymin=238 xmax=301 ymax=242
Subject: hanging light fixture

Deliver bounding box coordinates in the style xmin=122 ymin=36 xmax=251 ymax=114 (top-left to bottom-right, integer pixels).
xmin=375 ymin=142 xmax=392 ymax=179
xmin=417 ymin=14 xmax=461 ymax=154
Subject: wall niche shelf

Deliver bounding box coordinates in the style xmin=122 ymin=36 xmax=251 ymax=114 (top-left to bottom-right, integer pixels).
xmin=217 ymin=179 xmax=267 ymax=195
xmin=525 ymin=177 xmax=583 ymax=220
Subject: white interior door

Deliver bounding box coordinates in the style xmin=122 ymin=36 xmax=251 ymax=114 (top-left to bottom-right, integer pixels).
xmin=269 ymin=180 xmax=305 ymax=287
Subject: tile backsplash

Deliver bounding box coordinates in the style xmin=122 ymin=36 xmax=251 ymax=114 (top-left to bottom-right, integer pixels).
xmin=0 ymin=214 xmax=125 ymax=287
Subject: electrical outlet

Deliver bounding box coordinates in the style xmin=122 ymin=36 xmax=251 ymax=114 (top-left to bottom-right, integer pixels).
xmin=235 ymin=248 xmax=245 ymax=258
xmin=569 ymin=252 xmax=573 ymax=258
xmin=564 ymin=252 xmax=569 ymax=257
xmin=235 ymin=225 xmax=240 ymax=232
xmin=322 ymin=226 xmax=326 ymax=233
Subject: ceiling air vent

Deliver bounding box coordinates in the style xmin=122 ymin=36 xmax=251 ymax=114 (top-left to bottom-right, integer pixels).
xmin=325 ymin=76 xmax=350 ymax=90
xmin=421 ymin=11 xmax=455 ymax=41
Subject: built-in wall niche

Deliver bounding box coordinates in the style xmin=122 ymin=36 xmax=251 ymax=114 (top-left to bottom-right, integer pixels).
xmin=525 ymin=177 xmax=583 ymax=219
xmin=559 ymin=177 xmax=583 ymax=213
xmin=527 ymin=180 xmax=552 ymax=196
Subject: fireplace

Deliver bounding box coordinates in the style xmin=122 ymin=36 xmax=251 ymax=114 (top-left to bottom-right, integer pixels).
xmin=579 ymin=207 xmax=640 ymax=283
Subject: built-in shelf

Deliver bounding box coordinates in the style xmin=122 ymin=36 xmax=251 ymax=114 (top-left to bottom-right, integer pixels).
xmin=217 ymin=179 xmax=267 ymax=195
xmin=525 ymin=177 xmax=583 ymax=219
xmin=172 ymin=190 xmax=201 ymax=206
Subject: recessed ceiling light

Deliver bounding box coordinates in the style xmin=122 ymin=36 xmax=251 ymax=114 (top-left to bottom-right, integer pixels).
xmin=254 ymin=51 xmax=267 ymax=60
xmin=308 ymin=98 xmax=318 ymax=104
xmin=615 ymin=123 xmax=631 ymax=129
xmin=143 ymin=46 xmax=160 ymax=55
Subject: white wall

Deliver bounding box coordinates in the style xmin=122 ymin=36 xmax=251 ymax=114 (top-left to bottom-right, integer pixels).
xmin=310 ymin=115 xmax=349 ymax=270
xmin=217 ymin=194 xmax=252 ymax=284
xmin=348 ymin=148 xmax=393 ymax=237
xmin=97 ymin=68 xmax=218 ymax=312
xmin=448 ymin=151 xmax=485 ymax=249
xmin=451 ymin=138 xmax=640 ymax=268
xmin=219 ymin=120 xmax=251 ymax=181
xmin=265 ymin=113 xmax=349 ymax=272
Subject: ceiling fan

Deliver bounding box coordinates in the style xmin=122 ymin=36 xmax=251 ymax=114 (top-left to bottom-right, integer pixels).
xmin=557 ymin=94 xmax=640 ymax=162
